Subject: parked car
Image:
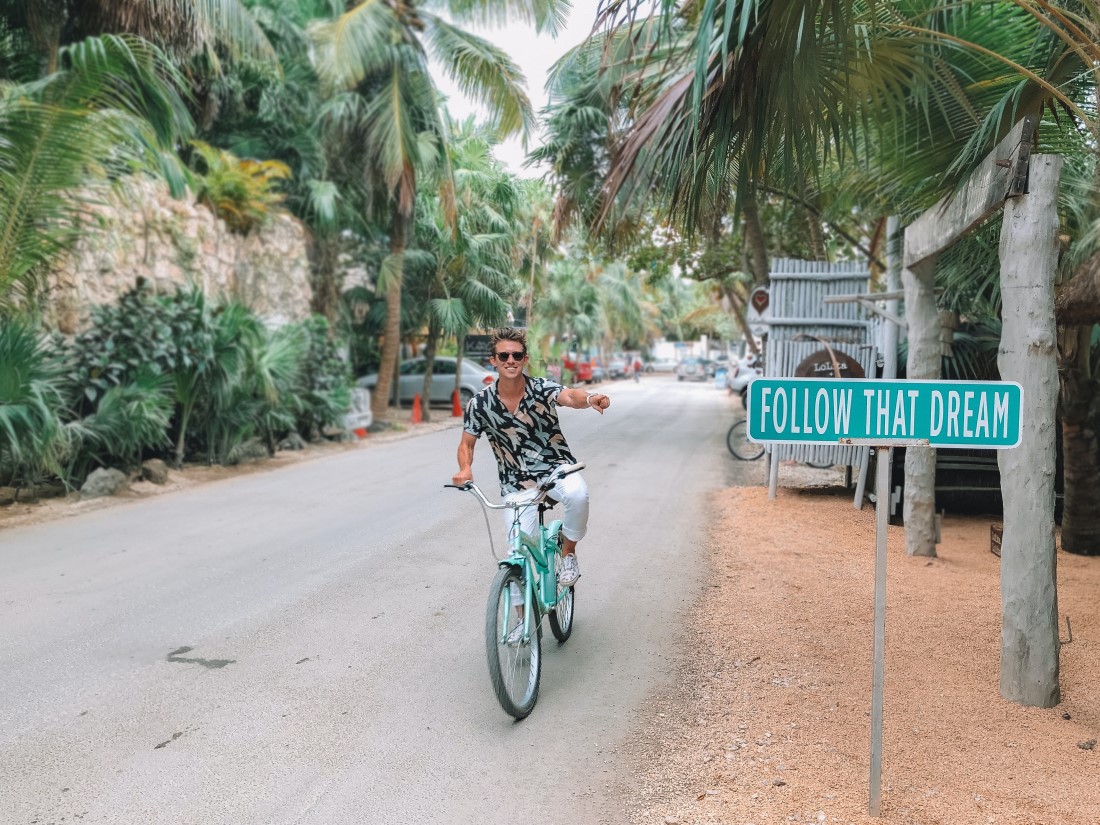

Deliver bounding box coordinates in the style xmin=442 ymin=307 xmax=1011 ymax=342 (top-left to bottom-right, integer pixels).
xmin=608 ymin=357 xmax=629 ymax=379
xmin=357 ymin=357 xmax=495 ymax=405
xmin=562 ymin=353 xmax=595 ymax=384
xmin=591 ymin=362 xmax=607 ymax=383
xmin=645 ymin=358 xmax=678 ymax=373
xmin=676 ymin=358 xmax=710 ymax=382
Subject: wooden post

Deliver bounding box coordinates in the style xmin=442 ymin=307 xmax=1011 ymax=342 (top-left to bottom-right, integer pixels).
xmin=901 ymin=256 xmax=939 ymax=556
xmin=997 ymin=154 xmax=1062 ymax=707
xmin=901 ymin=117 xmax=1035 ymax=558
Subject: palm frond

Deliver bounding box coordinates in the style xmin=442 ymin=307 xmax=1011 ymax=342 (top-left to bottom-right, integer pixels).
xmin=424 ymin=15 xmax=535 ymax=141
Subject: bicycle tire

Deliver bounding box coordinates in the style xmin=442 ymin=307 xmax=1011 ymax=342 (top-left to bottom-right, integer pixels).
xmin=485 ymin=565 xmax=542 ymax=719
xmin=726 ymin=419 xmax=764 ymax=461
xmin=549 ymin=583 xmax=575 ymax=643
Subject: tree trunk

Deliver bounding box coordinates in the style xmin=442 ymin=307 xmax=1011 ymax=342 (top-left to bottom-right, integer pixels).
xmin=455 ymin=333 xmax=466 ymax=399
xmin=901 ymin=256 xmax=939 ymax=557
xmin=28 ymin=0 xmax=64 ymax=76
xmin=802 ymin=182 xmax=827 ymax=261
xmin=721 ymin=281 xmax=760 ymax=356
xmin=371 ymin=211 xmax=407 ymax=423
xmin=421 ymin=316 xmax=440 ymax=424
xmin=997 ymin=154 xmax=1061 ymax=708
xmin=1059 ymin=332 xmax=1100 ymax=555
xmin=308 ymin=233 xmax=341 ymax=323
xmin=741 ymin=191 xmax=770 ymax=285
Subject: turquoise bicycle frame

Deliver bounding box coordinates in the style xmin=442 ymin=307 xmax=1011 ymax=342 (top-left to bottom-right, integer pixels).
xmin=500 ymin=510 xmax=565 ymax=642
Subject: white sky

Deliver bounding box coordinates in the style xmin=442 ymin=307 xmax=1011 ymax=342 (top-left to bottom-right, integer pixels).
xmin=433 ymin=0 xmax=603 ymax=177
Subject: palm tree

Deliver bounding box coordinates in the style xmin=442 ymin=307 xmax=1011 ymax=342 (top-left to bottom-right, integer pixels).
xmin=0 ymin=34 xmax=191 ymax=311
xmin=3 ymin=0 xmax=274 ymax=76
xmin=406 ymin=118 xmax=521 ymax=420
xmin=309 ymin=0 xmax=567 ymax=422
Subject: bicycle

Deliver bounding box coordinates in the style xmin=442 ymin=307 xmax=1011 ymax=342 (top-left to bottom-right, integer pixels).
xmin=445 ymin=463 xmax=582 ymax=719
xmin=726 ymin=419 xmax=765 ymax=461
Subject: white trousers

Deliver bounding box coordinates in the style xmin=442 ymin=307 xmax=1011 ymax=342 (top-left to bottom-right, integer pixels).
xmin=502 ymin=472 xmax=589 ymax=544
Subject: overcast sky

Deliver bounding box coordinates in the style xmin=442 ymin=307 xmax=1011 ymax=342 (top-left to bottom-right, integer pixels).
xmin=433 ymin=0 xmax=603 ymax=176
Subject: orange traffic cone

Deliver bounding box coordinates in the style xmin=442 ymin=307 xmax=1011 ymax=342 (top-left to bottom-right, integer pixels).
xmin=452 ymin=389 xmax=463 ymax=417
xmin=411 ymin=393 xmax=423 ymax=424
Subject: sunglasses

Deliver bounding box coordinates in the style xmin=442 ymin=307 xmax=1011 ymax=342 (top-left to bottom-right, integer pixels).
xmin=493 ymin=351 xmax=526 ymax=362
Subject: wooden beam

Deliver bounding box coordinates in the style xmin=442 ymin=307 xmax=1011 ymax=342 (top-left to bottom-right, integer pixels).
xmin=904 ymin=116 xmax=1036 ymax=268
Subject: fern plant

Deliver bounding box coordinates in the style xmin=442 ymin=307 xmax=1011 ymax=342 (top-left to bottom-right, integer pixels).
xmin=189 ymin=140 xmax=291 ymax=233
xmin=0 ymin=321 xmax=67 ymax=487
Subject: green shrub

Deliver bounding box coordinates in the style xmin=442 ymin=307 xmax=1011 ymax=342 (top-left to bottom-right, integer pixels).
xmin=67 ymin=283 xmax=212 ymax=414
xmin=71 ymin=370 xmax=173 ymax=477
xmin=0 ymin=321 xmax=67 ymax=487
xmin=294 ymin=315 xmax=351 ymax=438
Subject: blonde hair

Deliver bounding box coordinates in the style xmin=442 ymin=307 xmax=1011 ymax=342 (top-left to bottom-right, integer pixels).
xmin=489 ymin=327 xmax=527 ymax=354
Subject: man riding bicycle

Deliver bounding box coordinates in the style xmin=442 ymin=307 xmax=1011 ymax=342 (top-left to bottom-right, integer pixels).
xmin=452 ymin=327 xmax=610 ymax=587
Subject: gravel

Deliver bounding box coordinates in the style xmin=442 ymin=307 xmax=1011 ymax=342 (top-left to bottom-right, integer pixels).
xmin=620 ymin=482 xmax=1099 ymax=825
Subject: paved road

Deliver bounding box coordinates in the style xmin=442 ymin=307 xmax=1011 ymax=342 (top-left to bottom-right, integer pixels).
xmin=0 ymin=376 xmax=748 ymax=825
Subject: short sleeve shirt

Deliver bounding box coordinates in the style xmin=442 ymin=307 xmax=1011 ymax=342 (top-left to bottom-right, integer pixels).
xmin=463 ymin=375 xmax=579 ymax=494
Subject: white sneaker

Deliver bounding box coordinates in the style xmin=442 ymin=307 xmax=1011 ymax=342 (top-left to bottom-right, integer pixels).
xmin=558 ymin=554 xmax=581 ymax=587
xmin=504 ymin=621 xmax=525 ymax=646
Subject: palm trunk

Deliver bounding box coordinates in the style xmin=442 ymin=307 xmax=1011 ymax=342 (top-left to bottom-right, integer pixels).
xmin=309 ymin=233 xmax=341 ymax=323
xmin=371 ymin=211 xmax=407 ymax=423
xmin=741 ymin=191 xmax=770 ymax=285
xmin=721 ymin=281 xmax=760 ymax=356
xmin=801 ymin=183 xmax=827 ymax=261
xmin=455 ymin=333 xmax=466 ymax=398
xmin=902 ymin=256 xmax=939 ymax=557
xmin=1058 ymin=325 xmax=1100 ymax=555
xmin=28 ymin=0 xmax=63 ymax=77
xmin=421 ymin=316 xmax=441 ymax=424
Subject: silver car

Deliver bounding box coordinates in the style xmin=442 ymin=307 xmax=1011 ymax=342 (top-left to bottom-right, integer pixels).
xmin=358 ymin=357 xmax=496 ymax=405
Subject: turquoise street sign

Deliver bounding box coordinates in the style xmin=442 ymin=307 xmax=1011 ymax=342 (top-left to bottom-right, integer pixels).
xmin=746 ymin=378 xmax=1022 ymax=448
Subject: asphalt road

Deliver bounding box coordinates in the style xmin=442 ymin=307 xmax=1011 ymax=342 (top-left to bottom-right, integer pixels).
xmin=0 ymin=375 xmax=748 ymax=825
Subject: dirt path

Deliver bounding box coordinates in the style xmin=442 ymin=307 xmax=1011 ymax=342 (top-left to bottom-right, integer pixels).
xmin=621 ymin=480 xmax=1099 ymax=825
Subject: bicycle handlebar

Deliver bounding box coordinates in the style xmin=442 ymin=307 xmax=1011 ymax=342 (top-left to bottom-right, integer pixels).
xmin=444 ymin=463 xmax=586 ymax=510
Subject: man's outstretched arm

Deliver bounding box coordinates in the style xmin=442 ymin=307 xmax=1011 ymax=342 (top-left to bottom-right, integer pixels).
xmin=453 ymin=432 xmax=477 ymax=485
xmin=558 ymin=388 xmax=610 ymax=414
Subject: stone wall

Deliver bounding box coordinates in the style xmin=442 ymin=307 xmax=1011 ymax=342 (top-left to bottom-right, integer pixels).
xmin=47 ymin=177 xmax=313 ymax=333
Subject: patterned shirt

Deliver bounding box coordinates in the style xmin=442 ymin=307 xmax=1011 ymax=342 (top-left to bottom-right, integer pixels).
xmin=463 ymin=375 xmax=579 ymax=494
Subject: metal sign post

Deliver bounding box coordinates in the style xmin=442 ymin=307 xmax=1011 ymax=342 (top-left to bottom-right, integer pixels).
xmin=747 ymin=377 xmax=1023 ymax=817
xmin=869 ymin=443 xmax=890 ymax=816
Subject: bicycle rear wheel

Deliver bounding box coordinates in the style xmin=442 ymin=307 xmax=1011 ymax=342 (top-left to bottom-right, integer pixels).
xmin=485 ymin=565 xmax=542 ymax=719
xmin=727 ymin=419 xmax=765 ymax=461
xmin=549 ymin=582 xmax=574 ymax=642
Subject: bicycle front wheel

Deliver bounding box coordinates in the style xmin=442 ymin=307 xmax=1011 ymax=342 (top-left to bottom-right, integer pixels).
xmin=485 ymin=565 xmax=542 ymax=719
xmin=727 ymin=419 xmax=765 ymax=461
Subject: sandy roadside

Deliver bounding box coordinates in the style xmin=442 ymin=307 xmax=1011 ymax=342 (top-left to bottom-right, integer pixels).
xmin=621 ymin=476 xmax=1099 ymax=825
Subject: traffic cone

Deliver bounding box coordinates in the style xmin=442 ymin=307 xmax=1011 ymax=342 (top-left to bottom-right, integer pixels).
xmin=452 ymin=389 xmax=463 ymax=417
xmin=411 ymin=393 xmax=423 ymax=424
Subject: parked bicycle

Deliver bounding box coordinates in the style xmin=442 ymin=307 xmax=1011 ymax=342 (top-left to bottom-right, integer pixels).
xmin=445 ymin=463 xmax=582 ymax=719
xmin=726 ymin=419 xmax=765 ymax=461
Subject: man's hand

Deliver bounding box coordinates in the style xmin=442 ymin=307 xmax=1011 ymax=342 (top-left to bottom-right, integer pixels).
xmin=452 ymin=467 xmax=473 ymax=486
xmin=588 ymin=393 xmax=610 ymax=414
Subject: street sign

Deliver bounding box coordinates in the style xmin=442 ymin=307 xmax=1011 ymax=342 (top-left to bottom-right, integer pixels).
xmin=747 ymin=378 xmax=1022 ymax=448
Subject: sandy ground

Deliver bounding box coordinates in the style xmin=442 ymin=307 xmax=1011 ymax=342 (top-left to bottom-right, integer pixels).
xmin=622 ymin=473 xmax=1100 ymax=825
